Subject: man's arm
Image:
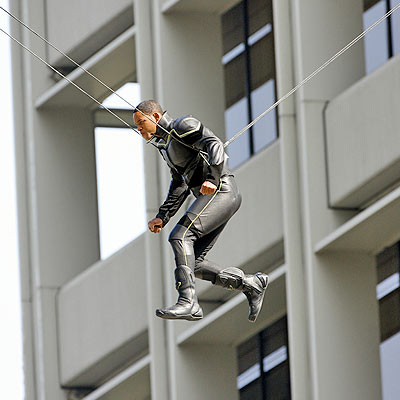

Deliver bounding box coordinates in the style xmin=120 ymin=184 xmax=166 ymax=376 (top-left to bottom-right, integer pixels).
xmin=153 ymin=168 xmax=190 ymax=228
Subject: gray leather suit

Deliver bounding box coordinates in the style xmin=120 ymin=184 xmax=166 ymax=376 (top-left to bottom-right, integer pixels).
xmin=153 ymin=112 xmax=242 ymax=282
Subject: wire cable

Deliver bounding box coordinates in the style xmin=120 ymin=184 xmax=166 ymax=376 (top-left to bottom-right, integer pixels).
xmin=1 ymin=3 xmax=400 ymax=148
xmin=0 ymin=5 xmax=174 ymax=139
xmin=223 ymin=1 xmax=400 ymax=148
xmin=0 ymin=27 xmax=143 ymax=135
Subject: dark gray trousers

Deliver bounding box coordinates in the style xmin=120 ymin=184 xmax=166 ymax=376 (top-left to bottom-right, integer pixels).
xmin=168 ymin=175 xmax=242 ymax=283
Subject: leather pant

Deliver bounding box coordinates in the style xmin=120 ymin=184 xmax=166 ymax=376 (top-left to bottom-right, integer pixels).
xmin=168 ymin=175 xmax=242 ymax=283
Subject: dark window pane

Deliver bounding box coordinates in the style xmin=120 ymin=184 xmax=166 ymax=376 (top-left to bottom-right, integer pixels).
xmin=249 ymin=33 xmax=275 ymax=93
xmin=225 ymin=98 xmax=251 ymax=169
xmin=237 ymin=316 xmax=291 ymax=399
xmin=222 ymin=0 xmax=278 ymax=168
xmin=376 ymin=244 xmax=400 ymax=342
xmin=222 ymin=2 xmax=244 ymax=55
xmin=390 ymin=0 xmax=400 ymax=55
xmin=363 ymin=0 xmax=389 ymax=74
xmin=264 ymin=362 xmax=291 ymax=400
xmin=248 ymin=0 xmax=273 ymax=37
xmin=376 ymin=243 xmax=399 ymax=284
xmin=239 ymin=378 xmax=262 ymax=400
xmin=379 ymin=289 xmax=400 ymax=341
xmin=261 ymin=317 xmax=288 ymax=357
xmin=224 ymin=52 xmax=247 ymax=109
xmin=237 ymin=335 xmax=259 ymax=375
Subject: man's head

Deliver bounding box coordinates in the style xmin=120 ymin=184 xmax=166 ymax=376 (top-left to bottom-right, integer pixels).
xmin=133 ymin=100 xmax=163 ymax=141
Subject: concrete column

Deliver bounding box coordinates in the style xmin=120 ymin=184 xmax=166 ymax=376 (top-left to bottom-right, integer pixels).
xmin=273 ymin=0 xmax=312 ymax=398
xmin=134 ymin=1 xmax=171 ymax=399
xmin=12 ymin=0 xmax=100 ymax=398
xmin=149 ymin=5 xmax=225 ymax=139
xmin=174 ymin=344 xmax=239 ymax=400
xmin=289 ymin=1 xmax=382 ymax=399
xmin=146 ymin=4 xmax=236 ymax=399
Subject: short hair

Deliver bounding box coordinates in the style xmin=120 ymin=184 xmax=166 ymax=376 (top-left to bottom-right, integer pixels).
xmin=134 ymin=100 xmax=163 ymax=115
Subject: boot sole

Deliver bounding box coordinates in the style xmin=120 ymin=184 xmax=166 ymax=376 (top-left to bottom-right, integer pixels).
xmin=248 ymin=274 xmax=269 ymax=323
xmin=155 ymin=309 xmax=203 ymax=321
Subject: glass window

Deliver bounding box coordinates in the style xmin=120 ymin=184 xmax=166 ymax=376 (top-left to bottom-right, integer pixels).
xmin=376 ymin=243 xmax=400 ymax=400
xmin=237 ymin=316 xmax=291 ymax=400
xmin=251 ymin=80 xmax=277 ymax=153
xmin=224 ymin=98 xmax=251 ymax=169
xmin=222 ymin=0 xmax=278 ymax=169
xmin=390 ymin=0 xmax=400 ymax=56
xmin=363 ymin=0 xmax=389 ymax=74
xmin=95 ymin=83 xmax=146 ymax=259
xmin=363 ymin=0 xmax=400 ymax=75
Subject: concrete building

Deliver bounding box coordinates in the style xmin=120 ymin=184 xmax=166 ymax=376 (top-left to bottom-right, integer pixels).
xmin=10 ymin=0 xmax=400 ymax=399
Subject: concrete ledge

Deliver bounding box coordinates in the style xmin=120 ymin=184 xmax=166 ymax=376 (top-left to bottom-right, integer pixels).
xmin=176 ymin=265 xmax=287 ymax=346
xmin=36 ymin=26 xmax=136 ymax=109
xmin=161 ymin=0 xmax=234 ymax=14
xmin=315 ymin=186 xmax=400 ymax=254
xmin=81 ymin=355 xmax=150 ymax=400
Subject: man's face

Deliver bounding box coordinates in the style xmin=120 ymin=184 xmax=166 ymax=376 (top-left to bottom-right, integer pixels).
xmin=134 ymin=112 xmax=160 ymax=141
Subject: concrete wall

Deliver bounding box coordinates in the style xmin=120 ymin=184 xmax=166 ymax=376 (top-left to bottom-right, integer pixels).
xmin=46 ymin=0 xmax=133 ymax=66
xmin=325 ymin=54 xmax=400 ymax=208
xmin=288 ymin=0 xmax=382 ymax=399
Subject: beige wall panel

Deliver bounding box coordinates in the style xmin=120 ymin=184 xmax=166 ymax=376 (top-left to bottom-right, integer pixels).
xmin=326 ymin=55 xmax=400 ymax=208
xmin=57 ymin=235 xmax=148 ymax=386
xmin=311 ymin=251 xmax=381 ymax=400
xmin=46 ymin=0 xmax=133 ymax=65
xmin=173 ymin=344 xmax=239 ymax=400
xmin=291 ymin=0 xmax=364 ymax=101
xmin=33 ymin=108 xmax=100 ymax=287
xmin=153 ymin=11 xmax=226 ymax=141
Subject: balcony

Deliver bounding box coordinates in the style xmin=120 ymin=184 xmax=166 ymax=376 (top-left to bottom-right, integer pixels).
xmin=57 ymin=234 xmax=148 ymax=387
xmin=324 ymin=54 xmax=400 ymax=208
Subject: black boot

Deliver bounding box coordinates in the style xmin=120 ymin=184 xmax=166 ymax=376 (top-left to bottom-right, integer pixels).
xmin=214 ymin=267 xmax=269 ymax=322
xmin=156 ymin=265 xmax=203 ymax=321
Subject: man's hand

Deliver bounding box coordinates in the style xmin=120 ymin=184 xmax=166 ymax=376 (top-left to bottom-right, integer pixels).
xmin=200 ymin=180 xmax=217 ymax=195
xmin=148 ymin=217 xmax=163 ymax=233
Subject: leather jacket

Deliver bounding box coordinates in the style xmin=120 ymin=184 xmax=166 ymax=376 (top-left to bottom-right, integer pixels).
xmin=153 ymin=112 xmax=233 ymax=226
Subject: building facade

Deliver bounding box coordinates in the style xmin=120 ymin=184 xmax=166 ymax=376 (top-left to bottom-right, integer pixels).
xmin=10 ymin=0 xmax=400 ymax=399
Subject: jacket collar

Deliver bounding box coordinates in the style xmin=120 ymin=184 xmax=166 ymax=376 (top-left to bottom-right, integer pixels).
xmin=156 ymin=111 xmax=174 ymax=141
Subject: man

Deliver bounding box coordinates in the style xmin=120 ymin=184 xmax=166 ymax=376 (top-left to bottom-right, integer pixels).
xmin=133 ymin=100 xmax=269 ymax=322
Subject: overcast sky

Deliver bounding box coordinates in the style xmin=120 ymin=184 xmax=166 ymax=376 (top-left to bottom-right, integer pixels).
xmin=0 ymin=0 xmax=24 ymax=398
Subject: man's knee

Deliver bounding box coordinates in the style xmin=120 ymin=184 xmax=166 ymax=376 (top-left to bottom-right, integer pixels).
xmin=168 ymin=224 xmax=187 ymax=243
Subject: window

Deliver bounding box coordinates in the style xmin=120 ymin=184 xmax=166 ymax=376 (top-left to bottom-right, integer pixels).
xmin=237 ymin=316 xmax=291 ymax=400
xmin=376 ymin=242 xmax=400 ymax=400
xmin=95 ymin=82 xmax=146 ymax=259
xmin=363 ymin=0 xmax=400 ymax=75
xmin=222 ymin=0 xmax=278 ymax=169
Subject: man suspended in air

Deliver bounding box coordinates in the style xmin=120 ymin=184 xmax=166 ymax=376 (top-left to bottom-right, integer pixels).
xmin=133 ymin=100 xmax=269 ymax=322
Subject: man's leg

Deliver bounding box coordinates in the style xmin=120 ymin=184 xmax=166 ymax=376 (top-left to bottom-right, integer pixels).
xmin=193 ymin=222 xmax=228 ymax=282
xmin=156 ymin=177 xmax=240 ymax=321
xmin=193 ymin=225 xmax=269 ymax=323
xmin=156 ymin=176 xmax=268 ymax=322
